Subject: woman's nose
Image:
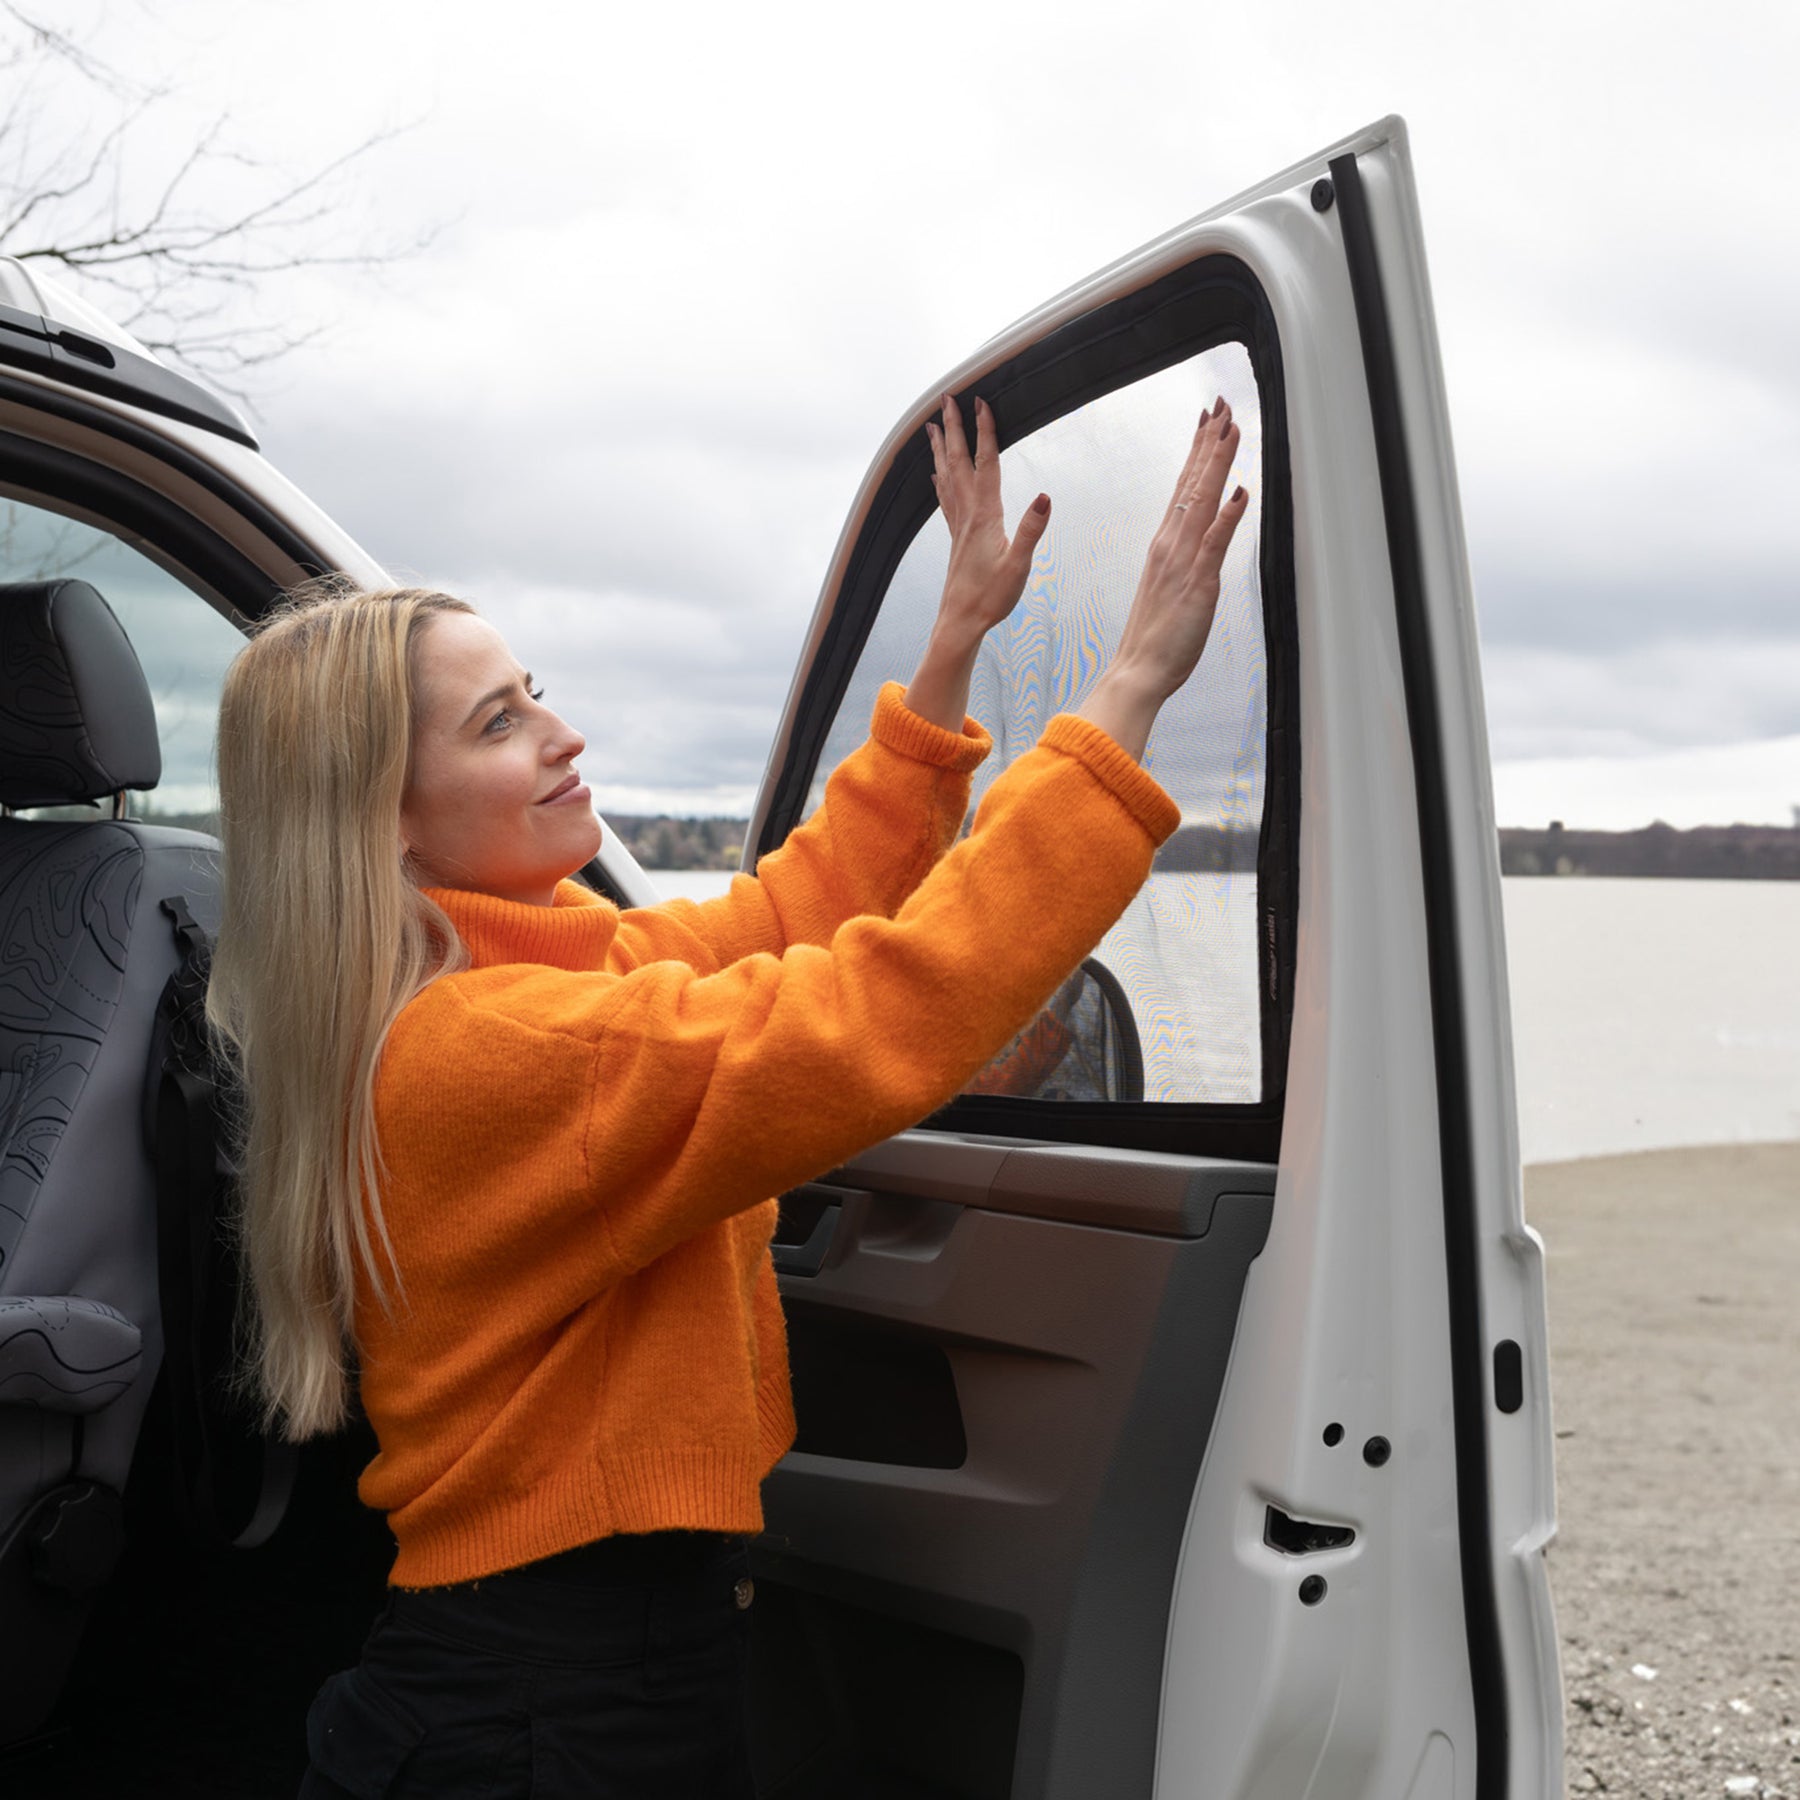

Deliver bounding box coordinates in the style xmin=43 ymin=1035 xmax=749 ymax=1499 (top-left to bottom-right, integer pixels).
xmin=546 ymin=712 xmax=586 ymax=762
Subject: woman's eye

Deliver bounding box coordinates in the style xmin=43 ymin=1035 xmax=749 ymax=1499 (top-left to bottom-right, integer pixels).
xmin=482 ymin=687 xmax=542 ymax=734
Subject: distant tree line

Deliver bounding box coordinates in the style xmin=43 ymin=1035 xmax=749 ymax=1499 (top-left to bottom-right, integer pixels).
xmin=601 ymin=816 xmax=1264 ymax=875
xmin=86 ymin=806 xmax=1800 ymax=882
xmin=1501 ymin=822 xmax=1800 ymax=880
xmin=604 ymin=815 xmax=747 ymax=871
xmin=110 ymin=805 xmax=753 ymax=871
xmin=1153 ymin=824 xmax=1260 ymax=874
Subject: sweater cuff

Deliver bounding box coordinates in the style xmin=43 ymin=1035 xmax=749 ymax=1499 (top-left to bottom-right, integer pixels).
xmin=872 ymin=681 xmax=992 ymax=773
xmin=1039 ymin=714 xmax=1182 ymax=844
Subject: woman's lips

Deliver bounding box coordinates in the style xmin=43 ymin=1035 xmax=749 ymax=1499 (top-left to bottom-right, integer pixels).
xmin=537 ymin=774 xmax=590 ymax=806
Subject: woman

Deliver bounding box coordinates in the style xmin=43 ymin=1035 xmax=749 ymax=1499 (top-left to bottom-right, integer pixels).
xmin=210 ymin=393 xmax=1248 ymax=1798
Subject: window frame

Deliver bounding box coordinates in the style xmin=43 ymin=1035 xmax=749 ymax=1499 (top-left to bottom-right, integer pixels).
xmin=756 ymin=254 xmax=1299 ymax=1160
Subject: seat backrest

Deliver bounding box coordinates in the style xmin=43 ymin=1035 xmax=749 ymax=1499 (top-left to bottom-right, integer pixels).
xmin=0 ymin=578 xmax=223 ymax=1746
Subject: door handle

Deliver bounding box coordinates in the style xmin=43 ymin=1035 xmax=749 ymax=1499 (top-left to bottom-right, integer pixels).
xmin=770 ymin=1183 xmax=851 ymax=1277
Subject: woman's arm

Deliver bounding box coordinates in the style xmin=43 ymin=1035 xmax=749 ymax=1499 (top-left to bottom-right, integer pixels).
xmin=606 ymin=688 xmax=988 ymax=972
xmin=610 ymin=392 xmax=1054 ymax=973
xmin=382 ymin=707 xmax=1179 ymax=1294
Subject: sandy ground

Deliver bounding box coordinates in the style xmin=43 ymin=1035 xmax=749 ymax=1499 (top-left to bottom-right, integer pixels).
xmin=1530 ymin=1142 xmax=1800 ymax=1798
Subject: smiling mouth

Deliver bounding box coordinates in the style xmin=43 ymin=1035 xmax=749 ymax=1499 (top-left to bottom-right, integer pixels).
xmin=537 ymin=773 xmax=582 ymax=805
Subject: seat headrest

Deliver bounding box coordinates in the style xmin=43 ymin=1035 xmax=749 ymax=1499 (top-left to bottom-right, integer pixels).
xmin=0 ymin=579 xmax=161 ymax=808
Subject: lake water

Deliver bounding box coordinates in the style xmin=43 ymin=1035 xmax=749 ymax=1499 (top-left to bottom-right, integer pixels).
xmin=644 ymin=870 xmax=1800 ymax=1167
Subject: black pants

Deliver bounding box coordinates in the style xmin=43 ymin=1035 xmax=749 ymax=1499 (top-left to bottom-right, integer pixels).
xmin=298 ymin=1531 xmax=757 ymax=1800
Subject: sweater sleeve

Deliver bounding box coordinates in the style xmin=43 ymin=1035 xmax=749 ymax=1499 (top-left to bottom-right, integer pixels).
xmin=378 ymin=714 xmax=1178 ymax=1298
xmin=605 ymin=682 xmax=990 ymax=974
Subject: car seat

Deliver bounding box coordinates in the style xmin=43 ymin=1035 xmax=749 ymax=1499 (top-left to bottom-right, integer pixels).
xmin=0 ymin=578 xmax=224 ymax=1748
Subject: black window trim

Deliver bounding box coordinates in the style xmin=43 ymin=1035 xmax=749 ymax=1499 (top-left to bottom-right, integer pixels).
xmin=756 ymin=253 xmax=1298 ymax=1164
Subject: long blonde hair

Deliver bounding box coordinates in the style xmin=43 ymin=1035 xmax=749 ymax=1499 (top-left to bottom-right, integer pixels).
xmin=208 ymin=583 xmax=474 ymax=1439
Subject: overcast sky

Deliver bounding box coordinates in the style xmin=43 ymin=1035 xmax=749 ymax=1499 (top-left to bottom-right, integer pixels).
xmin=34 ymin=0 xmax=1800 ymax=826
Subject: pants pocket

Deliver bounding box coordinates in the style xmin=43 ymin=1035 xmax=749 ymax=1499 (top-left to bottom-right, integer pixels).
xmin=301 ymin=1669 xmax=426 ymax=1799
xmin=301 ymin=1662 xmax=523 ymax=1800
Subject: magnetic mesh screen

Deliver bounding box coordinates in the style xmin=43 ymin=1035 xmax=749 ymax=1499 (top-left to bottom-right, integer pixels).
xmin=805 ymin=344 xmax=1267 ymax=1104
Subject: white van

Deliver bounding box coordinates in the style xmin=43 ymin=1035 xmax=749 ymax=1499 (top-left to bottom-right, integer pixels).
xmin=0 ymin=115 xmax=1560 ymax=1799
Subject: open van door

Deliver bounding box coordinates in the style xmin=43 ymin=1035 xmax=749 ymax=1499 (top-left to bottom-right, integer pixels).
xmin=743 ymin=116 xmax=1561 ymax=1800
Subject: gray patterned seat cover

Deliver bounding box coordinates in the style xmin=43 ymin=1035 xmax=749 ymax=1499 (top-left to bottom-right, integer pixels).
xmin=0 ymin=578 xmax=222 ymax=1747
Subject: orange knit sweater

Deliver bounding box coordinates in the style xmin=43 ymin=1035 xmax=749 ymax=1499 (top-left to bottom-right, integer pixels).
xmin=358 ymin=683 xmax=1179 ymax=1587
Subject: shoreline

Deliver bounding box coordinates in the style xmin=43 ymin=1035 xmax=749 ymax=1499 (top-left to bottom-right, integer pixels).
xmin=1525 ymin=1135 xmax=1800 ymax=1172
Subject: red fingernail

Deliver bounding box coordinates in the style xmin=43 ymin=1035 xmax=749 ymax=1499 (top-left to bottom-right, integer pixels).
xmin=1032 ymin=493 xmax=1050 ymax=515
xmin=1232 ymin=486 xmax=1247 ymax=503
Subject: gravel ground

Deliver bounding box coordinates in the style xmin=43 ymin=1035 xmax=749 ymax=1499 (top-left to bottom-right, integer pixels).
xmin=1530 ymin=1142 xmax=1800 ymax=1799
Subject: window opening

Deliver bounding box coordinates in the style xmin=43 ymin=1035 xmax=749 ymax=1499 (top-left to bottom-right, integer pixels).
xmin=0 ymin=495 xmax=240 ymax=826
xmin=804 ymin=344 xmax=1268 ymax=1104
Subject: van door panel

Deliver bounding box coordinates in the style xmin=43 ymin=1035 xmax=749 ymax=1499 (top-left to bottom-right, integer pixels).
xmin=752 ymin=1150 xmax=1274 ymax=1799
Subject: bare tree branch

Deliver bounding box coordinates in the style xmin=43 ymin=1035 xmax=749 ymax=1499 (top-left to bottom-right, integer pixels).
xmin=0 ymin=6 xmax=443 ymax=413
xmin=0 ymin=3 xmax=148 ymax=96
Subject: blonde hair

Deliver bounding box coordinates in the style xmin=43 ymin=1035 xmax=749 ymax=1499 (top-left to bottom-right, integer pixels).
xmin=208 ymin=582 xmax=474 ymax=1439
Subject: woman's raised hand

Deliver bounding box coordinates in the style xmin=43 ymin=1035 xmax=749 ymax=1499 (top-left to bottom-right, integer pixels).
xmin=926 ymin=394 xmax=1051 ymax=642
xmin=903 ymin=393 xmax=1051 ymax=733
xmin=1074 ymin=399 xmax=1250 ymax=760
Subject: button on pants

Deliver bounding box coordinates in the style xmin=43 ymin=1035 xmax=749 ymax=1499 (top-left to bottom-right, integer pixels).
xmin=297 ymin=1532 xmax=757 ymax=1799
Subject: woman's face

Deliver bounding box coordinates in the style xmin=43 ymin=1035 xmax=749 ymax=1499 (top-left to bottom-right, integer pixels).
xmin=400 ymin=611 xmax=602 ymax=906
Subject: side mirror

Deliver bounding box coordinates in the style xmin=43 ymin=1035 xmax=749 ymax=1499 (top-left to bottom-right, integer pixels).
xmin=962 ymin=958 xmax=1145 ymax=1104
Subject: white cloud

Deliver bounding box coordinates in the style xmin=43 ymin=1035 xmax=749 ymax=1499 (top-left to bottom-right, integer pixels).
xmin=1493 ymin=734 xmax=1800 ymax=831
xmin=28 ymin=0 xmax=1800 ymax=821
xmin=1484 ymin=638 xmax=1800 ymax=761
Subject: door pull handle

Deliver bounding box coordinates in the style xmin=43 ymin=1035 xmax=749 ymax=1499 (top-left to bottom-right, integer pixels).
xmin=770 ymin=1185 xmax=846 ymax=1277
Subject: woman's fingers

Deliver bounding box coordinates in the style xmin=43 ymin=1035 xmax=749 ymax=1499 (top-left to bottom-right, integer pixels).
xmin=931 ymin=393 xmax=979 ymax=525
xmin=931 ymin=391 xmax=1014 ymax=538
xmin=1178 ymin=415 xmax=1240 ymax=546
xmin=1199 ymin=485 xmax=1251 ymax=569
xmin=1158 ymin=397 xmax=1240 ymax=538
xmin=940 ymin=392 xmax=971 ymax=476
xmin=973 ymin=395 xmax=1000 ymax=490
xmin=1005 ymin=493 xmax=1052 ymax=587
xmin=1152 ymin=412 xmax=1209 ymax=536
